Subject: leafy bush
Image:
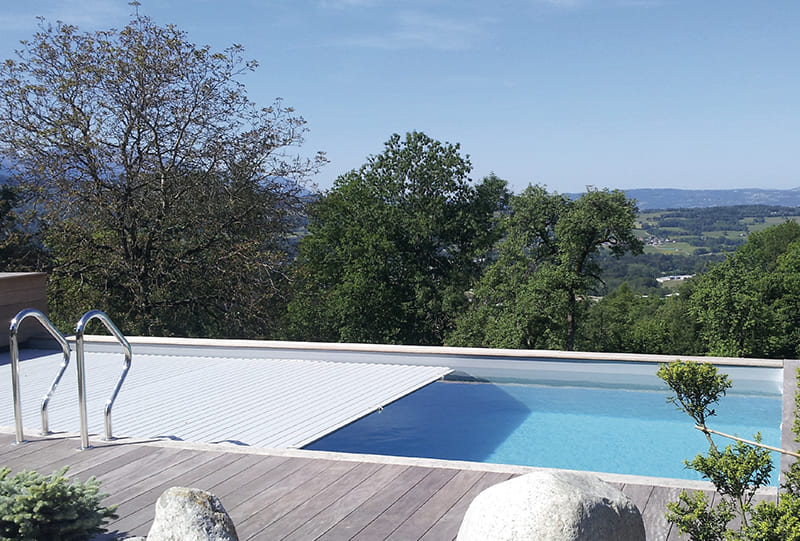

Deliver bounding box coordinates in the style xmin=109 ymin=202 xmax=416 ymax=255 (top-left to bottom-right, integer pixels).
xmin=658 ymin=361 xmax=800 ymax=541
xmin=0 ymin=466 xmax=117 ymax=540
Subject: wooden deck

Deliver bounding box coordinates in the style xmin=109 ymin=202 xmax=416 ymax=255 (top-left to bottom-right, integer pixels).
xmin=0 ymin=430 xmax=775 ymax=540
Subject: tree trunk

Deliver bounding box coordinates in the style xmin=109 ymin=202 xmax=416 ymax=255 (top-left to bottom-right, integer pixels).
xmin=565 ymin=292 xmax=576 ymax=351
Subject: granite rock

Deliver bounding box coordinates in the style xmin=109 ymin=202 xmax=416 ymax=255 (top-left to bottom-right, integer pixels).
xmin=457 ymin=470 xmax=645 ymax=541
xmin=146 ymin=487 xmax=238 ymax=541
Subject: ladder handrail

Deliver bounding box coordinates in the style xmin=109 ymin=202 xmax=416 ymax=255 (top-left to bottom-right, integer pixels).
xmin=8 ymin=309 xmax=71 ymax=444
xmin=75 ymin=309 xmax=132 ymax=450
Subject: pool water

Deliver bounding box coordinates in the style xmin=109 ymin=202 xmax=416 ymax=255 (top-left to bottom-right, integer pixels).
xmin=304 ymin=380 xmax=782 ymax=484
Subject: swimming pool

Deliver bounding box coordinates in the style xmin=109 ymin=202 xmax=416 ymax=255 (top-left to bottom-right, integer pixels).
xmin=305 ymin=375 xmax=782 ymax=483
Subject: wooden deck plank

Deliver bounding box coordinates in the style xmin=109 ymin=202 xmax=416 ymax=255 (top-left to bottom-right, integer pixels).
xmin=93 ymin=448 xmax=200 ymax=496
xmin=317 ymin=466 xmax=433 ymax=541
xmin=4 ymin=439 xmax=142 ymax=478
xmin=0 ymin=434 xmax=774 ymax=541
xmin=109 ymin=450 xmax=224 ymax=508
xmin=211 ymin=455 xmax=314 ymax=509
xmin=104 ymin=450 xmax=219 ymax=516
xmin=385 ymin=469 xmax=486 ymax=541
xmin=189 ymin=452 xmax=279 ymax=495
xmin=350 ymin=467 xmax=459 ymax=540
xmin=0 ymin=434 xmax=73 ymax=463
xmin=250 ymin=461 xmax=384 ymax=539
xmin=282 ymin=463 xmax=409 ymax=541
xmin=418 ymin=471 xmax=515 ymax=541
xmin=236 ymin=459 xmax=361 ymax=536
xmin=63 ymin=443 xmax=162 ymax=481
xmin=230 ymin=456 xmax=339 ymax=528
xmin=1 ymin=438 xmax=86 ymax=470
xmin=107 ymin=452 xmax=243 ymax=535
xmin=643 ymin=485 xmax=684 ymax=540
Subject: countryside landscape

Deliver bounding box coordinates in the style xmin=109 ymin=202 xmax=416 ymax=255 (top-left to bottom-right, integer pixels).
xmin=1 ymin=3 xmax=800 ymax=539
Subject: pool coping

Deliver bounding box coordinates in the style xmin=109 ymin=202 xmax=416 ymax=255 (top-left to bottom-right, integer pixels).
xmin=68 ymin=335 xmax=786 ymax=368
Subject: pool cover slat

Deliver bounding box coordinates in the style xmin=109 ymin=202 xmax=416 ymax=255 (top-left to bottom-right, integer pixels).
xmin=0 ymin=351 xmax=452 ymax=448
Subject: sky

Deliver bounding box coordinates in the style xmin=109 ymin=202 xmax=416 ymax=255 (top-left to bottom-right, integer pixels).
xmin=1 ymin=0 xmax=798 ymax=195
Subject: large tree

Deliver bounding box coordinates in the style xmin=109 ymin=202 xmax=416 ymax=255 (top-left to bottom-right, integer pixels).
xmin=449 ymin=185 xmax=643 ymax=350
xmin=0 ymin=11 xmax=324 ymax=336
xmin=285 ymin=132 xmax=508 ymax=345
xmin=689 ymin=220 xmax=800 ymax=358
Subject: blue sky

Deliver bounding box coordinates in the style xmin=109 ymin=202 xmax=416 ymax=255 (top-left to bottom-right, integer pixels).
xmin=1 ymin=0 xmax=798 ymax=194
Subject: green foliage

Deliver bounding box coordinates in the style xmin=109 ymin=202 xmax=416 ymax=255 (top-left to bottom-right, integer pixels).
xmin=0 ymin=466 xmax=117 ymax=540
xmin=449 ymin=185 xmax=642 ymax=350
xmin=688 ymin=221 xmax=800 ymax=358
xmin=285 ymin=132 xmax=508 ymax=345
xmin=666 ymin=490 xmax=733 ymax=541
xmin=658 ymin=360 xmax=799 ymax=541
xmin=657 ymin=360 xmax=731 ymax=426
xmin=686 ymin=437 xmax=773 ymax=510
xmin=578 ymin=281 xmax=703 ymax=355
xmin=742 ymin=493 xmax=800 ymax=541
xmin=0 ymin=11 xmax=323 ymax=337
xmin=0 ymin=185 xmax=44 ymax=271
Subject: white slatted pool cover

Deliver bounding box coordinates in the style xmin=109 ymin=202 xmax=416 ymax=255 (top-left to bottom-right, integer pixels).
xmin=0 ymin=350 xmax=452 ymax=448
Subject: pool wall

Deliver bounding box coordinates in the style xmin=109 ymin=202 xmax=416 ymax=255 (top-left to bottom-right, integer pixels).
xmin=73 ymin=335 xmax=783 ymax=395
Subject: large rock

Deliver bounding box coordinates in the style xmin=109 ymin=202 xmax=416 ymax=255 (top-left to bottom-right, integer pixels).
xmin=146 ymin=487 xmax=238 ymax=541
xmin=457 ymin=471 xmax=645 ymax=541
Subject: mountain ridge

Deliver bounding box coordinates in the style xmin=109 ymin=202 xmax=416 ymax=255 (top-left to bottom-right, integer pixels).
xmin=567 ymin=187 xmax=800 ymax=210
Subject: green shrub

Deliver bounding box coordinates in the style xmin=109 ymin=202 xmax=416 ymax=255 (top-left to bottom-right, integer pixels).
xmin=0 ymin=466 xmax=117 ymax=540
xmin=658 ymin=361 xmax=800 ymax=541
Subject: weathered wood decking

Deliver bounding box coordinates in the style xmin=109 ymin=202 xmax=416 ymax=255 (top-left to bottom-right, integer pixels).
xmin=1 ymin=430 xmax=773 ymax=540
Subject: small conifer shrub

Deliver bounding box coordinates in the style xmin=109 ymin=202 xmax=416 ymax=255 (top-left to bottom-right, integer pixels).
xmin=0 ymin=466 xmax=117 ymax=540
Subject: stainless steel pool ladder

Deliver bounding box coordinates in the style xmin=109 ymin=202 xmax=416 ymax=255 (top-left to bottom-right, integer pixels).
xmin=9 ymin=309 xmax=71 ymax=444
xmin=75 ymin=310 xmax=132 ymax=450
xmin=9 ymin=309 xmax=132 ymax=450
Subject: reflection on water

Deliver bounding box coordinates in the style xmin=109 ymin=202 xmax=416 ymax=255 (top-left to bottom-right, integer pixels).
xmin=305 ymin=381 xmax=530 ymax=462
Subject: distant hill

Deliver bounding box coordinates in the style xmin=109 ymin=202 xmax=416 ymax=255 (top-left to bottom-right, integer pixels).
xmin=617 ymin=188 xmax=800 ymax=210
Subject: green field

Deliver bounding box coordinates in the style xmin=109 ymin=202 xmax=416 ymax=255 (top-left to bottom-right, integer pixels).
xmin=635 ymin=206 xmax=800 ymax=257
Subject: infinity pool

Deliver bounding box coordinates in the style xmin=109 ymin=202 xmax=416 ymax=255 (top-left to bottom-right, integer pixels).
xmin=305 ymin=378 xmax=782 ymax=483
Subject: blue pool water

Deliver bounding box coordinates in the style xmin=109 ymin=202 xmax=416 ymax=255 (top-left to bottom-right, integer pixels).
xmin=305 ymin=380 xmax=782 ymax=483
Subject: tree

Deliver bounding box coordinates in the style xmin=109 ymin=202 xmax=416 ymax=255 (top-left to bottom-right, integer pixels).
xmin=688 ymin=221 xmax=800 ymax=357
xmin=578 ymin=281 xmax=703 ymax=356
xmin=449 ymin=185 xmax=642 ymax=350
xmin=0 ymin=9 xmax=325 ymax=336
xmin=0 ymin=184 xmax=43 ymax=271
xmin=285 ymin=132 xmax=508 ymax=345
xmin=658 ymin=360 xmax=800 ymax=541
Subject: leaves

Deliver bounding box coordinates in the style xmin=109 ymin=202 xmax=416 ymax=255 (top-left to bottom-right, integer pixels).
xmin=0 ymin=11 xmax=324 ymax=337
xmin=688 ymin=221 xmax=800 ymax=358
xmin=657 ymin=360 xmax=732 ymax=427
xmin=0 ymin=466 xmax=117 ymax=540
xmin=665 ymin=490 xmax=734 ymax=541
xmin=687 ymin=437 xmax=773 ymax=505
xmin=286 ymin=132 xmax=507 ymax=345
xmin=449 ymin=185 xmax=642 ymax=350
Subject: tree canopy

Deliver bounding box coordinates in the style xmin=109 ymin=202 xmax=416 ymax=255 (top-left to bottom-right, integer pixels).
xmin=688 ymin=220 xmax=800 ymax=358
xmin=285 ymin=132 xmax=508 ymax=345
xmin=0 ymin=11 xmax=324 ymax=336
xmin=449 ymin=185 xmax=643 ymax=350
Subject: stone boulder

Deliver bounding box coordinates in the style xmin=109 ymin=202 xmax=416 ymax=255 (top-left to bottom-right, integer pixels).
xmin=457 ymin=470 xmax=645 ymax=541
xmin=146 ymin=487 xmax=238 ymax=541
